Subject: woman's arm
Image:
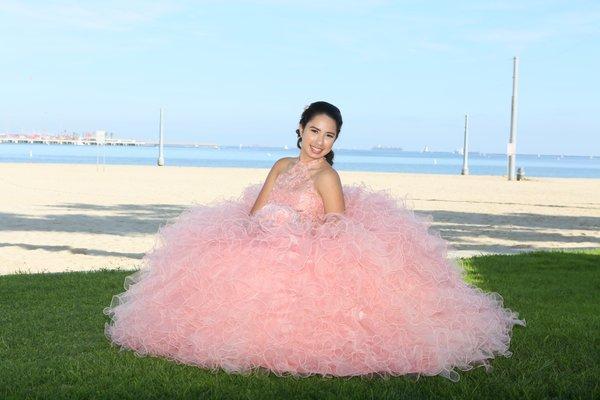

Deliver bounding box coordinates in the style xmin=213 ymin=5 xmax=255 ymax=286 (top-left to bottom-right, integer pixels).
xmin=314 ymin=169 xmax=345 ymax=214
xmin=249 ymin=157 xmax=290 ymax=215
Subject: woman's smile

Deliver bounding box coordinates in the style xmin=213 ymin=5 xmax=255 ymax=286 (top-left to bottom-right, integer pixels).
xmin=309 ymin=144 xmax=324 ymax=155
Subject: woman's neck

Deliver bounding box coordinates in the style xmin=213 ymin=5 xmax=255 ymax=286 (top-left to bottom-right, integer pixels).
xmin=298 ymin=154 xmax=325 ymax=165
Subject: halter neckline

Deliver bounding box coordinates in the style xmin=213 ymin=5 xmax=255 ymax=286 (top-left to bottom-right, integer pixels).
xmin=296 ymin=156 xmax=325 ymax=167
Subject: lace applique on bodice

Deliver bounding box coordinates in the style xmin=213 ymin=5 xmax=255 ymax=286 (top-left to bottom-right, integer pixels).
xmin=266 ymin=157 xmax=325 ymax=222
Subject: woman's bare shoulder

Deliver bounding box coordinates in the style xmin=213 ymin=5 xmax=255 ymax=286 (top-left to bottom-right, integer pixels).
xmin=273 ymin=157 xmax=296 ymax=174
xmin=314 ymin=164 xmax=342 ymax=189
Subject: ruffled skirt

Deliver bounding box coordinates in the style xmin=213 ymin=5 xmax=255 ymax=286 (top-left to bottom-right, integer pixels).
xmin=103 ymin=183 xmax=526 ymax=382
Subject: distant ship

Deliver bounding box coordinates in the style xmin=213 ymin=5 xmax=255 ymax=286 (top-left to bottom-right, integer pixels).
xmin=422 ymin=146 xmax=431 ymax=153
xmin=371 ymin=145 xmax=403 ymax=151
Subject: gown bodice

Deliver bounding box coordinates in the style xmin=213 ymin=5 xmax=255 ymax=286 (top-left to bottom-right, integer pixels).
xmin=262 ymin=156 xmax=327 ymax=224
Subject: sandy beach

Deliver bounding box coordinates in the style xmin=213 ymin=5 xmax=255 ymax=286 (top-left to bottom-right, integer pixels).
xmin=0 ymin=162 xmax=598 ymax=275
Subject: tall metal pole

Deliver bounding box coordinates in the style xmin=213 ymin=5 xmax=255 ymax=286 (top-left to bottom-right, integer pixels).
xmin=508 ymin=56 xmax=519 ymax=180
xmin=461 ymin=113 xmax=469 ymax=175
xmin=157 ymin=108 xmax=165 ymax=166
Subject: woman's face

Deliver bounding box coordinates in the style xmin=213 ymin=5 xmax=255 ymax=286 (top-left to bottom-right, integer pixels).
xmin=299 ymin=114 xmax=338 ymax=159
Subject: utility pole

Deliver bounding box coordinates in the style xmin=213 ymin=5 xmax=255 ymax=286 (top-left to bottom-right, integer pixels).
xmin=507 ymin=56 xmax=519 ymax=180
xmin=461 ymin=113 xmax=469 ymax=175
xmin=158 ymin=108 xmax=165 ymax=166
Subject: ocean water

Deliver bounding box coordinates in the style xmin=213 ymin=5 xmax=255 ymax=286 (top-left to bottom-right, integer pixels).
xmin=1 ymin=143 xmax=599 ymax=179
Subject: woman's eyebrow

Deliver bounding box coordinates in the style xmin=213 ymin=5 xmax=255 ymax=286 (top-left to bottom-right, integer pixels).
xmin=309 ymin=125 xmax=335 ymax=135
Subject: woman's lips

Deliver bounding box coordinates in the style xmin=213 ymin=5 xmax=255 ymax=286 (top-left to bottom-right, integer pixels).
xmin=310 ymin=145 xmax=323 ymax=154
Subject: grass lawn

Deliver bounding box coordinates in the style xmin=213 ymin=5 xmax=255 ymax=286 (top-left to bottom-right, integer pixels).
xmin=1 ymin=250 xmax=598 ymax=399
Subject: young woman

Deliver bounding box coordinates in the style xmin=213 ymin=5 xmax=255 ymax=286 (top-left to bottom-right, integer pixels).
xmin=104 ymin=101 xmax=526 ymax=382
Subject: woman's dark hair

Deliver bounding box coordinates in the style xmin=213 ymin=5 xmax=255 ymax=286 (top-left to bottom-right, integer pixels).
xmin=296 ymin=101 xmax=343 ymax=166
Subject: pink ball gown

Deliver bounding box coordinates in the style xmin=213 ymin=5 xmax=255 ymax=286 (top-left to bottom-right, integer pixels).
xmin=103 ymin=156 xmax=526 ymax=382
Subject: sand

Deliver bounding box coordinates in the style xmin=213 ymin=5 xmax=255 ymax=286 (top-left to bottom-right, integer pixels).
xmin=0 ymin=162 xmax=598 ymax=275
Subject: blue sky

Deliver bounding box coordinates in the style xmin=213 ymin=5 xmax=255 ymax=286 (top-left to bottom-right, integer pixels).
xmin=1 ymin=0 xmax=599 ymax=155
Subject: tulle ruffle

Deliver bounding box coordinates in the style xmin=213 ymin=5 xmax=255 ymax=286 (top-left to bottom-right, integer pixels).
xmin=103 ymin=183 xmax=526 ymax=382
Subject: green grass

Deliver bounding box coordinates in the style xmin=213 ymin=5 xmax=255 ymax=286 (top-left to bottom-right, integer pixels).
xmin=1 ymin=250 xmax=599 ymax=399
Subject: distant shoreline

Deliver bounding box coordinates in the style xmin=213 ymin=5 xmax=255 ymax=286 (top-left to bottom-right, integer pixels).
xmin=1 ymin=143 xmax=599 ymax=179
xmin=1 ymin=141 xmax=598 ymax=158
xmin=0 ymin=161 xmax=599 ymax=181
